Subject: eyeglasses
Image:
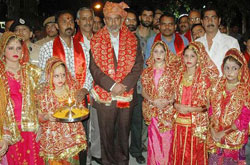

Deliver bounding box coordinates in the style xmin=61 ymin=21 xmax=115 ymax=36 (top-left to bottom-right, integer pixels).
xmin=189 ymin=17 xmax=201 ymax=22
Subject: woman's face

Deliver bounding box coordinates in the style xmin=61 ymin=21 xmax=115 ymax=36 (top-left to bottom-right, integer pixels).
xmin=183 ymin=48 xmax=198 ymax=69
xmin=153 ymin=44 xmax=166 ymax=64
xmin=53 ymin=65 xmax=66 ymax=89
xmin=4 ymin=38 xmax=22 ymax=63
xmin=223 ymin=59 xmax=241 ymax=83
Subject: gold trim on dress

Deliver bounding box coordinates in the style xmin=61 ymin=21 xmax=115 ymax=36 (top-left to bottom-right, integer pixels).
xmin=176 ymin=116 xmax=192 ymax=125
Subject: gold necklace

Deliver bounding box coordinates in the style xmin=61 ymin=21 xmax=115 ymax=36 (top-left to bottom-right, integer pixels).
xmin=5 ymin=64 xmax=21 ymax=80
xmin=182 ymin=72 xmax=194 ymax=86
xmin=53 ymin=86 xmax=70 ymax=102
xmin=226 ymin=81 xmax=240 ymax=90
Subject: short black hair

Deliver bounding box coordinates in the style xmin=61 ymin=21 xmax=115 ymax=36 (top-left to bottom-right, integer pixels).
xmin=125 ymin=8 xmax=138 ymax=17
xmin=139 ymin=6 xmax=154 ymax=16
xmin=191 ymin=23 xmax=204 ymax=32
xmin=159 ymin=12 xmax=176 ymax=24
xmin=201 ymin=4 xmax=220 ymax=19
xmin=55 ymin=10 xmax=75 ymax=23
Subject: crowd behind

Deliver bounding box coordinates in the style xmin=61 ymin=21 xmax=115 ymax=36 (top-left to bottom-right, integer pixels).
xmin=0 ymin=1 xmax=250 ymax=165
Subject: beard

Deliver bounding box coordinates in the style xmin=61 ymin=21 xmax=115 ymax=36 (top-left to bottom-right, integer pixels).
xmin=127 ymin=25 xmax=137 ymax=32
xmin=65 ymin=28 xmax=74 ymax=36
xmin=141 ymin=20 xmax=152 ymax=28
xmin=107 ymin=25 xmax=121 ymax=33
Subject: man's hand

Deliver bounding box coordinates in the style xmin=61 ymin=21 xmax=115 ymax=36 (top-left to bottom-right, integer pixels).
xmin=76 ymin=88 xmax=89 ymax=103
xmin=111 ymin=83 xmax=127 ymax=96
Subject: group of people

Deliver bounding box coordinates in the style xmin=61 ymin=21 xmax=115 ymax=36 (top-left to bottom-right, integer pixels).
xmin=0 ymin=1 xmax=250 ymax=165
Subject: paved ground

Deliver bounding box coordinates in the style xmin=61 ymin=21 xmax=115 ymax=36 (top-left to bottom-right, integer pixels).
xmin=91 ymin=151 xmax=147 ymax=165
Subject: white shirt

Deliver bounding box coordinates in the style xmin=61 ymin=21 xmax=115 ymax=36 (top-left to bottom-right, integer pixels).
xmin=110 ymin=33 xmax=120 ymax=59
xmin=197 ymin=31 xmax=240 ymax=76
xmin=83 ymin=35 xmax=91 ymax=51
xmin=38 ymin=36 xmax=93 ymax=91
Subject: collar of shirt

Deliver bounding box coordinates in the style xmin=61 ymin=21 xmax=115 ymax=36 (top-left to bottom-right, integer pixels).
xmin=59 ymin=36 xmax=73 ymax=48
xmin=82 ymin=34 xmax=91 ymax=51
xmin=136 ymin=27 xmax=155 ymax=40
xmin=161 ymin=33 xmax=176 ymax=44
xmin=110 ymin=33 xmax=120 ymax=59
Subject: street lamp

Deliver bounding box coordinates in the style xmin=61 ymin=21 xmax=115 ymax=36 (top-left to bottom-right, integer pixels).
xmin=94 ymin=2 xmax=102 ymax=10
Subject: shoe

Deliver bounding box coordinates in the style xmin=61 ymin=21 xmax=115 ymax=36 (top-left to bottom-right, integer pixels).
xmin=134 ymin=155 xmax=146 ymax=164
xmin=92 ymin=156 xmax=102 ymax=164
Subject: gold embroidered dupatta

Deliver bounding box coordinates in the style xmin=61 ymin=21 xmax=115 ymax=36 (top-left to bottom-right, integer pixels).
xmin=141 ymin=41 xmax=181 ymax=132
xmin=174 ymin=41 xmax=219 ymax=140
xmin=208 ymin=48 xmax=250 ymax=151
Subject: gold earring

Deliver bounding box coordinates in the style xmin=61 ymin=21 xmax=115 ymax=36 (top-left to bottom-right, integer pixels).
xmin=238 ymin=70 xmax=242 ymax=81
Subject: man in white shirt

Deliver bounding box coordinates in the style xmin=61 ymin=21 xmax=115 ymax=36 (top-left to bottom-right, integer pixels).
xmin=75 ymin=7 xmax=101 ymax=165
xmin=197 ymin=5 xmax=240 ymax=75
xmin=39 ymin=10 xmax=92 ymax=102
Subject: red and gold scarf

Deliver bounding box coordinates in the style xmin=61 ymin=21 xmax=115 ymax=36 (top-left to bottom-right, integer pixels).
xmin=208 ymin=48 xmax=250 ymax=151
xmin=142 ymin=41 xmax=181 ymax=131
xmin=174 ymin=41 xmax=219 ymax=140
xmin=90 ymin=25 xmax=137 ymax=108
xmin=53 ymin=36 xmax=86 ymax=87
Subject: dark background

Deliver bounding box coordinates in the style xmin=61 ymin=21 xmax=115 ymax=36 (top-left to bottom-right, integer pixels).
xmin=0 ymin=0 xmax=249 ymax=33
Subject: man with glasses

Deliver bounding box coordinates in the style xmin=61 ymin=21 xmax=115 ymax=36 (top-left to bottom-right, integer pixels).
xmin=197 ymin=5 xmax=240 ymax=75
xmin=182 ymin=10 xmax=202 ymax=42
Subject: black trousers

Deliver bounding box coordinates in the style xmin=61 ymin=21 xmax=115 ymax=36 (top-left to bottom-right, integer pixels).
xmin=129 ymin=94 xmax=143 ymax=157
xmin=94 ymin=101 xmax=133 ymax=165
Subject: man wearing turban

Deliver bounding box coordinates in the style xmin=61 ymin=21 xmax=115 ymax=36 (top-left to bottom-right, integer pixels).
xmin=90 ymin=1 xmax=143 ymax=164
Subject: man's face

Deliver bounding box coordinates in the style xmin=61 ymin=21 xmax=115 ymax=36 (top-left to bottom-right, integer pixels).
xmin=125 ymin=12 xmax=137 ymax=32
xmin=153 ymin=13 xmax=162 ymax=30
xmin=139 ymin=10 xmax=153 ymax=28
xmin=93 ymin=16 xmax=103 ymax=33
xmin=76 ymin=9 xmax=94 ymax=33
xmin=46 ymin=23 xmax=58 ymax=37
xmin=5 ymin=20 xmax=14 ymax=32
xmin=104 ymin=14 xmax=123 ymax=33
xmin=202 ymin=10 xmax=220 ymax=34
xmin=56 ymin=13 xmax=75 ymax=37
xmin=14 ymin=25 xmax=32 ymax=42
xmin=188 ymin=11 xmax=201 ymax=27
xmin=160 ymin=16 xmax=176 ymax=37
xmin=178 ymin=16 xmax=189 ymax=34
xmin=219 ymin=25 xmax=227 ymax=34
xmin=191 ymin=25 xmax=205 ymax=40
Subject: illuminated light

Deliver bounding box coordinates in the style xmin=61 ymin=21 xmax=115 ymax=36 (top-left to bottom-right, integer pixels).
xmin=94 ymin=3 xmax=101 ymax=9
